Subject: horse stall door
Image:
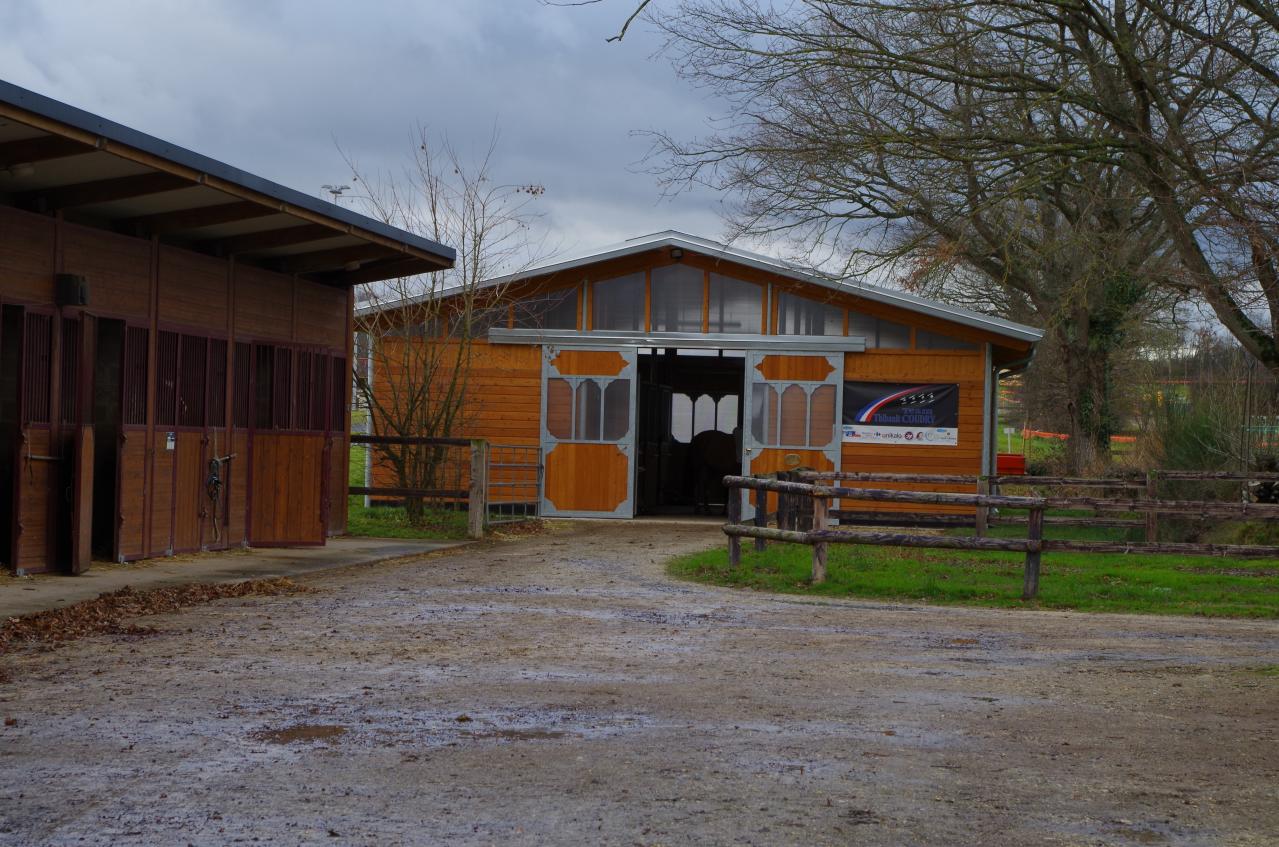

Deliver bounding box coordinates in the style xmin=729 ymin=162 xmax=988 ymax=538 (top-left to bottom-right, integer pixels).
xmin=539 ymin=346 xmax=638 ymax=517
xmin=0 ymin=305 xmax=23 ymax=571
xmin=741 ymin=351 xmax=844 ymax=520
xmin=13 ymin=310 xmax=55 ymax=573
xmin=115 ymin=326 xmax=150 ymax=561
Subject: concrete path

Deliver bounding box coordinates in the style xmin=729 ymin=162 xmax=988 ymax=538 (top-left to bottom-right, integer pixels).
xmin=1 ymin=521 xmax=1277 ymax=845
xmin=0 ymin=537 xmax=466 ymax=619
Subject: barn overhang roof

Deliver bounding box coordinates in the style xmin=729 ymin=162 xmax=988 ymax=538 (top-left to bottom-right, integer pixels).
xmin=0 ymin=79 xmax=454 ymax=286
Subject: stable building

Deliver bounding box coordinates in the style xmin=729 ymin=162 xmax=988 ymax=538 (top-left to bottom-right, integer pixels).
xmin=0 ymin=80 xmax=454 ymax=574
xmin=368 ymin=231 xmax=1040 ymax=518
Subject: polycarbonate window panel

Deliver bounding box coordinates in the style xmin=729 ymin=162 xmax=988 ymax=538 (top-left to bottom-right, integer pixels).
xmin=808 ymin=384 xmax=836 ymax=447
xmin=750 ymin=382 xmax=777 ymax=444
xmin=848 ymin=312 xmax=911 ymax=349
xmin=717 ymin=395 xmax=739 ymax=435
xmin=693 ymin=394 xmax=717 ymax=433
xmin=708 ymin=274 xmax=763 ymax=334
xmin=650 ymin=265 xmax=704 ymax=332
xmin=602 ymin=379 xmax=631 ymax=440
xmin=776 ymin=292 xmax=843 ymax=336
xmin=591 ymin=272 xmax=645 ymax=331
xmin=546 ymin=378 xmax=573 ymax=439
xmin=916 ymin=329 xmax=976 ymax=350
xmin=575 ymin=379 xmax=602 ymax=441
xmin=513 ymin=288 xmax=578 ymax=330
xmin=878 ymin=319 xmax=910 ymax=349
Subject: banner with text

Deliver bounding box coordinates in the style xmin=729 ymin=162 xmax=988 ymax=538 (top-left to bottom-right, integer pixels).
xmin=842 ymin=382 xmax=959 ymax=446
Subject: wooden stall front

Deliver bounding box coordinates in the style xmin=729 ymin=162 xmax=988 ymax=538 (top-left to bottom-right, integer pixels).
xmin=365 ymin=232 xmax=1040 ymax=520
xmin=0 ymin=81 xmax=454 ymax=574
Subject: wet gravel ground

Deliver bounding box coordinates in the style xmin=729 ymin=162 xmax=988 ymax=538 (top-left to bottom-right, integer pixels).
xmin=2 ymin=521 xmax=1277 ymax=846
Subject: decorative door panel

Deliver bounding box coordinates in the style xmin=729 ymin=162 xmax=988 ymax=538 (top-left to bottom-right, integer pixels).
xmin=540 ymin=346 xmax=637 ymax=517
xmin=741 ymin=352 xmax=843 ymax=519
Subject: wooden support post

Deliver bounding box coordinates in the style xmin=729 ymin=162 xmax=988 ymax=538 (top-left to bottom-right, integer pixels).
xmin=753 ymin=487 xmax=767 ymax=552
xmin=468 ymin=439 xmax=489 ymax=540
xmin=975 ymin=476 xmax=990 ymax=538
xmin=1022 ymin=504 xmax=1044 ymax=600
xmin=811 ymin=491 xmax=829 ymax=584
xmin=1145 ymin=474 xmax=1161 ymax=538
xmin=727 ymin=481 xmax=742 ymax=567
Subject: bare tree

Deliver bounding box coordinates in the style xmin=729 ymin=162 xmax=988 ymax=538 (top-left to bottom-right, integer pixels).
xmin=349 ymin=128 xmax=546 ymax=521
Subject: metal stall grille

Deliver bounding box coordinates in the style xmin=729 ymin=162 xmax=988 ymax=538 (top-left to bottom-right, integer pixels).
xmin=487 ymin=444 xmax=542 ymax=524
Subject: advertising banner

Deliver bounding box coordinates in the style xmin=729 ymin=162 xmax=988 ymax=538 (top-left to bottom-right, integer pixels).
xmin=842 ymin=382 xmax=959 ymax=446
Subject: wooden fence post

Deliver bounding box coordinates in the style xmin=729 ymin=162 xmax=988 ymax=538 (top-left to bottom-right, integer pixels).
xmin=727 ymin=480 xmax=742 ymax=567
xmin=975 ymin=476 xmax=990 ymax=538
xmin=753 ymin=487 xmax=767 ymax=552
xmin=1145 ymin=471 xmax=1159 ymax=543
xmin=468 ymin=439 xmax=489 ymax=540
xmin=1022 ymin=503 xmax=1044 ymax=600
xmin=811 ymin=490 xmax=829 ymax=584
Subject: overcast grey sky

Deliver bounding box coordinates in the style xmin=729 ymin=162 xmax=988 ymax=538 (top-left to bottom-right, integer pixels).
xmin=0 ymin=0 xmax=729 ymax=258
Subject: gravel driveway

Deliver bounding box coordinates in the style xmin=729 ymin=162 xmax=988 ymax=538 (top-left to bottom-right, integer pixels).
xmin=2 ymin=520 xmax=1277 ymax=846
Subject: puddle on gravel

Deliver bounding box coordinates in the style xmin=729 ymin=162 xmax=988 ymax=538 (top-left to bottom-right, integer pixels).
xmin=250 ymin=724 xmax=347 ymax=744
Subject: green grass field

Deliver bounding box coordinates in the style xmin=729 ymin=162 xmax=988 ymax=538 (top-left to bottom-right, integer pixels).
xmin=669 ymin=519 xmax=1279 ymax=618
xmin=346 ymin=503 xmax=471 ymax=540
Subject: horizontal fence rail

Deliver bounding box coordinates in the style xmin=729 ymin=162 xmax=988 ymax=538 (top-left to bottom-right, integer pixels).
xmin=723 ymin=470 xmax=1279 ymax=601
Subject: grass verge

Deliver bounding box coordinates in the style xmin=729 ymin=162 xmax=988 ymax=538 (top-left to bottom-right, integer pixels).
xmin=668 ymin=535 xmax=1279 ymax=618
xmin=346 ymin=502 xmax=471 ymax=541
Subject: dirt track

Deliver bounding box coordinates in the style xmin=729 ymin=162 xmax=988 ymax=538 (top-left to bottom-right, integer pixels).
xmin=2 ymin=520 xmax=1277 ymax=846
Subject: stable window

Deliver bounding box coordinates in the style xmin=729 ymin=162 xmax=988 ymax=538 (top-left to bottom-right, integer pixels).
xmin=155 ymin=331 xmax=179 ymax=427
xmin=591 ymin=272 xmax=645 ymax=331
xmin=848 ymin=312 xmax=910 ymax=349
xmin=750 ymin=382 xmax=836 ymax=448
xmin=330 ymin=356 xmax=347 ymax=432
xmin=178 ymin=335 xmax=207 ymax=428
xmin=513 ymin=288 xmax=578 ymax=330
xmin=122 ymin=327 xmax=149 ymax=426
xmin=776 ymin=292 xmax=843 ymax=336
xmin=59 ymin=317 xmax=81 ymax=425
xmin=546 ymin=376 xmax=631 ymax=441
xmin=233 ymin=342 xmax=252 ymax=429
xmin=650 ymin=265 xmax=704 ymax=332
xmin=208 ymin=339 xmax=228 ymax=428
xmin=21 ymin=313 xmax=52 ymax=424
xmin=708 ymin=274 xmax=763 ymax=334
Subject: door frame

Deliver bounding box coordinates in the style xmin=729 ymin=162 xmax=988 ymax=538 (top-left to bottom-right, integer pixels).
xmin=740 ymin=349 xmax=844 ymax=520
xmin=538 ymin=344 xmax=639 ymax=518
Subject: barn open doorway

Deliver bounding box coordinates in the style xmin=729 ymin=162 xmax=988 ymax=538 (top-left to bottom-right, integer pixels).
xmin=636 ymin=348 xmax=744 ymax=515
xmin=91 ymin=318 xmax=125 ymax=559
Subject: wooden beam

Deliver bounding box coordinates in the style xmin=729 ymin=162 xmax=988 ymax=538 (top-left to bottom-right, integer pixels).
xmin=21 ymin=172 xmax=193 ymax=212
xmin=202 ymin=223 xmax=342 ymax=255
xmin=123 ymin=200 xmax=280 ymax=236
xmin=0 ymin=135 xmax=95 ymax=169
xmin=273 ymin=243 xmax=395 ymax=275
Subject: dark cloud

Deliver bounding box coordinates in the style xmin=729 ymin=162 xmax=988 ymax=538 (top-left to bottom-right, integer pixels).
xmin=0 ymin=0 xmax=729 ymax=258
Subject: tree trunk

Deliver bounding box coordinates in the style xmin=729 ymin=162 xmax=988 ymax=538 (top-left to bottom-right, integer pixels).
xmin=1059 ymin=333 xmax=1115 ymax=475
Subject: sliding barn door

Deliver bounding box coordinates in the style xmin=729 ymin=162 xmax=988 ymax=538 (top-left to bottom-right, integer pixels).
xmin=741 ymin=351 xmax=843 ymax=519
xmin=540 ymin=346 xmax=637 ymax=517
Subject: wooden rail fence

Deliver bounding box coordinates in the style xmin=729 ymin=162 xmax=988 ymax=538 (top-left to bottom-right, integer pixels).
xmin=724 ymin=472 xmax=1279 ymax=600
xmin=350 ymin=435 xmax=490 ymax=539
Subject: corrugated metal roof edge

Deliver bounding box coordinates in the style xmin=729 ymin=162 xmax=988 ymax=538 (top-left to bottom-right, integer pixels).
xmin=364 ymin=230 xmax=1043 ymax=344
xmin=0 ymin=79 xmax=456 ymax=265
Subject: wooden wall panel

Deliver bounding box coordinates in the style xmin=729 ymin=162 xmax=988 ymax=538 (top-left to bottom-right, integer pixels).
xmin=150 ymin=432 xmax=174 ymax=554
xmin=117 ymin=430 xmax=149 ymax=560
xmin=158 ymin=247 xmax=228 ymax=330
xmin=840 ymin=349 xmax=986 ymax=514
xmin=62 ymin=225 xmax=151 ymax=320
xmin=173 ymin=432 xmax=204 ymax=552
xmin=15 ymin=429 xmax=53 ymax=572
xmin=327 ymin=434 xmax=347 ymax=535
xmin=0 ymin=206 xmax=55 ymax=303
xmin=293 ymin=279 xmax=347 ymax=347
xmin=234 ymin=265 xmax=294 ymax=342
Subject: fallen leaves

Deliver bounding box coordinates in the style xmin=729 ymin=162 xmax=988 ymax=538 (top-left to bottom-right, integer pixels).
xmin=0 ymin=578 xmax=309 ymax=653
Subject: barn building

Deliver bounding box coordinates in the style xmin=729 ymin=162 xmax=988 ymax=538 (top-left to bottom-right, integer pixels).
xmin=368 ymin=231 xmax=1041 ymax=518
xmin=0 ymin=80 xmax=454 ymax=574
